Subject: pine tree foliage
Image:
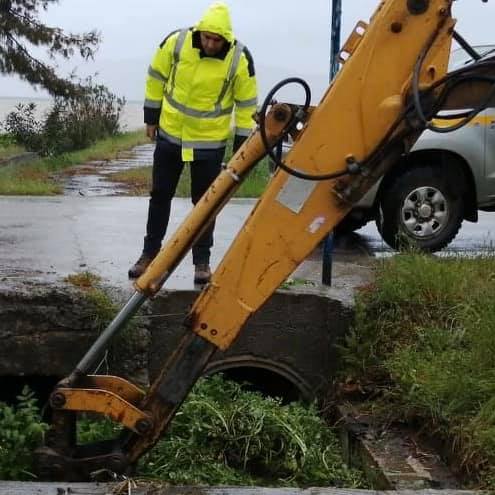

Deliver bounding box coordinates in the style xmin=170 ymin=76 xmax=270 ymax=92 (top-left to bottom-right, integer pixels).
xmin=0 ymin=0 xmax=100 ymax=95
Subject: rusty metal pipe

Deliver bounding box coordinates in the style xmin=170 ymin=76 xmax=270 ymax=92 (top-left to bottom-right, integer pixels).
xmin=134 ymin=103 xmax=293 ymax=296
xmin=69 ymin=104 xmax=293 ymax=380
xmin=71 ymin=291 xmax=146 ymax=379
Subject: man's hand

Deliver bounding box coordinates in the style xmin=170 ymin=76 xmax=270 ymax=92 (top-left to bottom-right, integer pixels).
xmin=146 ymin=125 xmax=158 ymax=141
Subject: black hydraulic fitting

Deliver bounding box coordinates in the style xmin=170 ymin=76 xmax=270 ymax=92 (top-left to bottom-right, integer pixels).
xmin=407 ymin=0 xmax=429 ymax=15
xmin=50 ymin=392 xmax=66 ymax=409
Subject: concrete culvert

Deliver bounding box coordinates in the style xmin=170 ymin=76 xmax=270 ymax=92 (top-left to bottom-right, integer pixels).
xmin=148 ymin=289 xmax=355 ymax=400
xmin=0 ymin=282 xmax=357 ymax=402
xmin=1 ymin=275 xmax=466 ymax=490
xmin=0 ymin=281 xmax=151 ymax=387
xmin=205 ymin=357 xmax=313 ymax=403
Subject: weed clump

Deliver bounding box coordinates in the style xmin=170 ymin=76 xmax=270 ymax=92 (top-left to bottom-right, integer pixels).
xmin=79 ymin=378 xmax=366 ymax=486
xmin=139 ymin=375 xmax=365 ymax=487
xmin=339 ymin=253 xmax=495 ymax=488
xmin=2 ymin=378 xmax=365 ymax=487
xmin=65 ymin=271 xmax=102 ymax=289
xmin=0 ymin=387 xmax=47 ymax=480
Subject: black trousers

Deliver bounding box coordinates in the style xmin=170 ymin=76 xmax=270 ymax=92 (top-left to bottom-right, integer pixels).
xmin=143 ymin=137 xmax=224 ymax=265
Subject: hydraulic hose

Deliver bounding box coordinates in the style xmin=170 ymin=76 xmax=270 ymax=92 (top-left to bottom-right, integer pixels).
xmin=258 ymin=78 xmax=353 ymax=181
xmin=261 ymin=43 xmax=495 ymax=182
xmin=412 ymin=30 xmax=495 ymax=133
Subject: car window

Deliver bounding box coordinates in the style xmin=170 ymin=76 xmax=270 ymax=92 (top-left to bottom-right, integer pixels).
xmin=449 ymin=45 xmax=495 ymax=70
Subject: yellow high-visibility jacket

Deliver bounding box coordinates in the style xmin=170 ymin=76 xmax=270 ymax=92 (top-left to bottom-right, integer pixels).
xmin=144 ymin=2 xmax=258 ymax=162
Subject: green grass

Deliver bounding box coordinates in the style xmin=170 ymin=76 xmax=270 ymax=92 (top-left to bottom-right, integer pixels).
xmin=1 ymin=377 xmax=365 ymax=486
xmin=78 ymin=375 xmax=366 ymax=487
xmin=339 ymin=253 xmax=495 ymax=489
xmin=0 ymin=143 xmax=24 ymax=160
xmin=176 ymin=156 xmax=272 ymax=198
xmin=0 ymin=131 xmax=274 ymax=197
xmin=0 ymin=133 xmax=24 ymax=160
xmin=108 ymin=156 xmax=272 ymax=198
xmin=0 ymin=130 xmax=148 ymax=195
xmin=235 ymin=157 xmax=272 ymax=197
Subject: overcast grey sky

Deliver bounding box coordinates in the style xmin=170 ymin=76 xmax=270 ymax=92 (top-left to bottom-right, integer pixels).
xmin=1 ymin=1 xmax=494 ymax=103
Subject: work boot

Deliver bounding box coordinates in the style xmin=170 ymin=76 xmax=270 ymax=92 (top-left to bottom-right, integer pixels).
xmin=128 ymin=253 xmax=155 ymax=279
xmin=194 ymin=263 xmax=211 ymax=285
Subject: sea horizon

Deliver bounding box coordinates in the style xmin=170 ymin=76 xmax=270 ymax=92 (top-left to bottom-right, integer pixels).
xmin=0 ymin=96 xmax=144 ymax=131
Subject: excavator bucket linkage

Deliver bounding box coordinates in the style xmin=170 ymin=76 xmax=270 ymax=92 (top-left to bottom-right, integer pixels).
xmin=36 ymin=0 xmax=495 ymax=481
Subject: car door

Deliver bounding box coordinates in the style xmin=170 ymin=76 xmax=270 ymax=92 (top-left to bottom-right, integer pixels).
xmin=481 ymin=108 xmax=495 ymax=206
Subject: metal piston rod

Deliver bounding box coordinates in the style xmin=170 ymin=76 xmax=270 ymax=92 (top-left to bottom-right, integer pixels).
xmin=66 ymin=103 xmax=294 ymax=384
xmin=36 ymin=104 xmax=294 ymax=481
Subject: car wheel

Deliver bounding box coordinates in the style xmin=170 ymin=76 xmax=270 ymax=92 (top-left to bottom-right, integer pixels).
xmin=335 ymin=212 xmax=368 ymax=235
xmin=377 ymin=165 xmax=464 ymax=252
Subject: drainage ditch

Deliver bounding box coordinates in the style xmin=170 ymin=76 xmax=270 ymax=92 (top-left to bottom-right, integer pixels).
xmin=0 ymin=280 xmax=470 ymax=490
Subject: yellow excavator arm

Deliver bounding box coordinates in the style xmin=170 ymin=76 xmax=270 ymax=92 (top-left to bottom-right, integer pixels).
xmin=36 ymin=0 xmax=495 ymax=480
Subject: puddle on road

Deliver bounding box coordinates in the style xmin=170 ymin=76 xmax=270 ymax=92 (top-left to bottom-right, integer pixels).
xmin=0 ymin=267 xmax=46 ymax=279
xmin=61 ymin=143 xmax=154 ymax=197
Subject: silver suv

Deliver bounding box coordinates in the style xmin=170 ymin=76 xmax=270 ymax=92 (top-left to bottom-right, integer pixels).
xmin=277 ymin=46 xmax=495 ymax=252
xmin=339 ymin=45 xmax=495 ymax=252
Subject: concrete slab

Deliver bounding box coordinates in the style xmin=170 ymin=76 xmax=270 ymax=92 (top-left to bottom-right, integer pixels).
xmin=0 ymin=481 xmax=481 ymax=495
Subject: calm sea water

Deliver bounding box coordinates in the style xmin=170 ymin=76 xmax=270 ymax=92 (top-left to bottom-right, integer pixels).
xmin=0 ymin=97 xmax=143 ymax=132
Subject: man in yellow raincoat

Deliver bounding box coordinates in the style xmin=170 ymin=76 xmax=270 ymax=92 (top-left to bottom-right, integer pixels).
xmin=129 ymin=1 xmax=258 ymax=284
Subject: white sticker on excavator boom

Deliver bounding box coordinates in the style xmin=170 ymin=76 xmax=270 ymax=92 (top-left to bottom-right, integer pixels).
xmin=276 ymin=174 xmax=318 ymax=214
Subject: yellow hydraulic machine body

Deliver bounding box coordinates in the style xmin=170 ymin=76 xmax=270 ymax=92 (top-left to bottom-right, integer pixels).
xmin=35 ymin=0 xmax=495 ymax=481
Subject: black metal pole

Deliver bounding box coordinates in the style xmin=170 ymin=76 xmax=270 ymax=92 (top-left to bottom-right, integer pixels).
xmin=330 ymin=0 xmax=342 ymax=80
xmin=322 ymin=0 xmax=342 ymax=286
xmin=453 ymin=30 xmax=481 ymax=61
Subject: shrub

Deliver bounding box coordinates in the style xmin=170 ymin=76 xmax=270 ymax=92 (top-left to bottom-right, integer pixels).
xmin=0 ymin=387 xmax=48 ymax=480
xmin=3 ymin=103 xmax=44 ymax=152
xmin=0 ymin=132 xmax=17 ymax=148
xmin=3 ymin=79 xmax=125 ymax=156
xmin=43 ymin=81 xmax=125 ymax=155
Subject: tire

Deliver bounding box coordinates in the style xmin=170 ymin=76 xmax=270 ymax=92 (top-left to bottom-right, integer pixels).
xmin=377 ymin=165 xmax=464 ymax=252
xmin=335 ymin=212 xmax=369 ymax=235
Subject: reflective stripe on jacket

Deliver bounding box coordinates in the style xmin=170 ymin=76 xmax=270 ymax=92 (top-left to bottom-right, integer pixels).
xmin=144 ymin=7 xmax=257 ymax=161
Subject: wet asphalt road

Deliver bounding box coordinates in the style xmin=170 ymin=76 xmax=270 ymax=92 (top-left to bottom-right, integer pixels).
xmin=49 ymin=142 xmax=495 ymax=258
xmin=3 ymin=141 xmax=495 ymax=294
xmin=1 ymin=194 xmax=495 ymax=294
xmin=0 ymin=196 xmax=257 ymax=291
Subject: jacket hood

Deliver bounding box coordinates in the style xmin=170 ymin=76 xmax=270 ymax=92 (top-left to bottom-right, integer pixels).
xmin=195 ymin=2 xmax=234 ymax=43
